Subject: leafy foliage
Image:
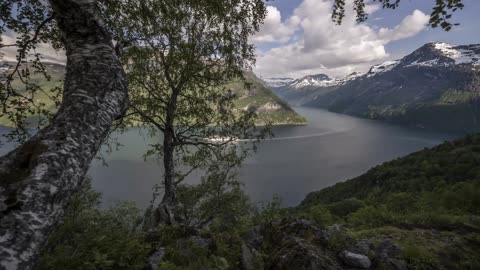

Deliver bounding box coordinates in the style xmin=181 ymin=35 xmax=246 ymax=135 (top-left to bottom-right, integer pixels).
xmin=39 ymin=180 xmax=150 ymax=270
xmin=0 ymin=1 xmax=64 ymax=142
xmin=100 ymin=0 xmax=270 ymax=213
xmin=295 ymin=134 xmax=480 ymax=269
xmin=332 ymin=0 xmax=464 ymax=31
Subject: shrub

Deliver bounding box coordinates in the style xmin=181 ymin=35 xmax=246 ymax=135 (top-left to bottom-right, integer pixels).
xmin=328 ymin=198 xmax=365 ymax=217
xmin=305 ymin=205 xmax=334 ymax=227
xmin=39 ymin=180 xmax=150 ymax=270
xmin=348 ymin=206 xmax=396 ymax=228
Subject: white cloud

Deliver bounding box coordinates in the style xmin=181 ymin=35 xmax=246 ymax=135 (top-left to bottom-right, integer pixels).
xmin=378 ymin=10 xmax=430 ymax=41
xmin=254 ymin=0 xmax=430 ymax=78
xmin=252 ymin=6 xmax=300 ymax=43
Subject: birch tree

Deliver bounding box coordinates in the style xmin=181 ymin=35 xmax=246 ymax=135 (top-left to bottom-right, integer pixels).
xmin=0 ymin=1 xmax=128 ymax=269
xmin=110 ymin=0 xmax=268 ymax=226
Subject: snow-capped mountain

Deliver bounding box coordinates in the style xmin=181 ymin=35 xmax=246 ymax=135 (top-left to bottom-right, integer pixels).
xmin=365 ymin=42 xmax=480 ymax=78
xmin=288 ymin=74 xmax=339 ymax=89
xmin=366 ymin=60 xmax=401 ymax=78
xmin=260 ymin=77 xmax=294 ymax=88
xmin=338 ymin=72 xmax=364 ymax=84
xmin=268 ymin=42 xmax=480 ymax=125
xmin=303 ymin=42 xmax=480 ymax=132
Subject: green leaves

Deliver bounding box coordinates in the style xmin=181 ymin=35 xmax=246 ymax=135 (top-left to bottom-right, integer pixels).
xmin=1 ymin=0 xmax=62 ymax=142
xmin=332 ymin=0 xmax=463 ymax=31
xmin=39 ymin=179 xmax=150 ymax=270
xmin=107 ymin=0 xmax=270 ymax=197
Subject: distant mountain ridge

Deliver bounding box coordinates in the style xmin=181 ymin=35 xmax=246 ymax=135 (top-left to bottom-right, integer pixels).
xmin=269 ymin=42 xmax=480 ymax=132
xmin=0 ymin=62 xmax=306 ymax=127
xmin=260 ymin=77 xmax=294 ymax=88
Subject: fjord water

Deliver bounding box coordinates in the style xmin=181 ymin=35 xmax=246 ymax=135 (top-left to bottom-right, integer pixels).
xmin=0 ymin=107 xmax=459 ymax=207
xmin=86 ymin=107 xmax=458 ymax=208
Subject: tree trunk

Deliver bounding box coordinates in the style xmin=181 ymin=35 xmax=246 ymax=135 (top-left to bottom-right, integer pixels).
xmin=157 ymin=126 xmax=177 ymax=225
xmin=0 ymin=0 xmax=128 ymax=269
xmin=162 ymin=127 xmax=177 ymax=206
xmin=156 ymin=84 xmax=182 ymax=226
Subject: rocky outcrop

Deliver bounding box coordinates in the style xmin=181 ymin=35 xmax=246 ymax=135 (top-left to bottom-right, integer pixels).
xmin=339 ymin=250 xmax=372 ymax=269
xmin=257 ymin=102 xmax=283 ymax=112
xmin=242 ymin=220 xmax=345 ymax=270
xmin=267 ymin=236 xmax=343 ymax=270
xmin=145 ymin=248 xmax=166 ymax=270
xmin=374 ymin=238 xmax=408 ymax=270
xmin=239 ymin=219 xmax=411 ymax=270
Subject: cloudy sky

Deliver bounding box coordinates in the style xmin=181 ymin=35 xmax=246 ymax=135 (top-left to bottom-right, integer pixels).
xmin=253 ymin=0 xmax=480 ymax=79
xmin=2 ymin=0 xmax=479 ymax=79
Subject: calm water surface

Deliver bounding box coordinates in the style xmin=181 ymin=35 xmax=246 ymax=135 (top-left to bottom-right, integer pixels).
xmin=0 ymin=107 xmax=460 ymax=207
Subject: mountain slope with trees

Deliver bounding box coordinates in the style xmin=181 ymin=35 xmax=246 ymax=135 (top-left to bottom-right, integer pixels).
xmin=0 ymin=63 xmax=305 ymax=128
xmin=0 ymin=0 xmax=469 ymax=268
xmin=281 ymin=42 xmax=480 ymax=132
xmin=297 ymin=134 xmax=480 ymax=269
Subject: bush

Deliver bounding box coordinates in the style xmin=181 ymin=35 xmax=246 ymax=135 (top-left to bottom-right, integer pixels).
xmin=401 ymin=243 xmax=438 ymax=270
xmin=328 ymin=198 xmax=365 ymax=217
xmin=39 ymin=180 xmax=150 ymax=270
xmin=348 ymin=206 xmax=396 ymax=228
xmin=304 ymin=205 xmax=334 ymax=227
xmin=254 ymin=194 xmax=283 ymax=224
xmin=176 ymin=167 xmax=254 ymax=231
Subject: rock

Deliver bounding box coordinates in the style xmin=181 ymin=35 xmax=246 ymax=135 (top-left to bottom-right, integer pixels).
xmin=145 ymin=248 xmax=166 ymax=270
xmin=275 ymin=219 xmax=327 ymax=244
xmin=382 ymin=258 xmax=408 ymax=270
xmin=243 ymin=225 xmax=264 ymax=249
xmin=241 ymin=242 xmax=261 ymax=270
xmin=257 ymin=102 xmax=283 ymax=112
xmin=376 ymin=238 xmax=401 ymax=259
xmin=348 ymin=239 xmax=372 ymax=256
xmin=375 ymin=237 xmax=407 ymax=270
xmin=339 ymin=250 xmax=372 ymax=269
xmin=266 ymin=236 xmax=343 ymax=270
xmin=322 ymin=224 xmax=343 ymax=242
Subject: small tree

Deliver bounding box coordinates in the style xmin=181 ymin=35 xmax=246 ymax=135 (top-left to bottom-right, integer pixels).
xmin=107 ymin=0 xmax=269 ymax=226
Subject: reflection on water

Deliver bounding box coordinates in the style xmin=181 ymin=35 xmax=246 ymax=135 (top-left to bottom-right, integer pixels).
xmin=0 ymin=107 xmax=460 ymax=208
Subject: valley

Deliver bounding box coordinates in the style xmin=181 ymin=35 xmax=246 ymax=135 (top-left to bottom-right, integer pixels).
xmin=265 ymin=42 xmax=480 ymax=133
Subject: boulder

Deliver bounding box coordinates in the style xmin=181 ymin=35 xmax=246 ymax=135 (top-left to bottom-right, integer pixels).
xmin=375 ymin=237 xmax=407 ymax=270
xmin=240 ymin=242 xmax=262 ymax=270
xmin=243 ymin=225 xmax=264 ymax=249
xmin=145 ymin=248 xmax=166 ymax=270
xmin=266 ymin=236 xmax=343 ymax=270
xmin=376 ymin=238 xmax=401 ymax=260
xmin=348 ymin=239 xmax=372 ymax=256
xmin=339 ymin=250 xmax=372 ymax=269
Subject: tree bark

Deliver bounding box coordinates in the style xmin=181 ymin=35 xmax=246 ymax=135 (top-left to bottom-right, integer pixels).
xmin=0 ymin=0 xmax=128 ymax=269
xmin=157 ymin=80 xmax=184 ymax=223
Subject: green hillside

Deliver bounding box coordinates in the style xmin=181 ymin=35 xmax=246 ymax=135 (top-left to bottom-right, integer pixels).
xmin=297 ymin=134 xmax=480 ymax=269
xmin=229 ymin=71 xmax=306 ymax=125
xmin=0 ymin=63 xmax=305 ymax=127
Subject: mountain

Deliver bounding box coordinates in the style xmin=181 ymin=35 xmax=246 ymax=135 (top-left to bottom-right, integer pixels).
xmin=288 ymin=73 xmax=338 ymax=89
xmin=230 ymin=72 xmax=306 ymax=125
xmin=277 ymin=42 xmax=480 ymax=132
xmin=0 ymin=62 xmax=306 ymax=127
xmin=296 ymin=134 xmax=480 ymax=269
xmin=260 ymin=77 xmax=294 ymax=88
xmin=271 ymin=72 xmax=363 ymax=106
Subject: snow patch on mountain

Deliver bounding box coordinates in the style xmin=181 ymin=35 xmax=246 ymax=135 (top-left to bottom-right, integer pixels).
xmin=338 ymin=72 xmax=364 ymax=84
xmin=433 ymin=42 xmax=480 ymax=66
xmin=261 ymin=77 xmax=294 ymax=88
xmin=366 ymin=60 xmax=400 ymax=78
xmin=289 ymin=74 xmax=338 ymax=89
